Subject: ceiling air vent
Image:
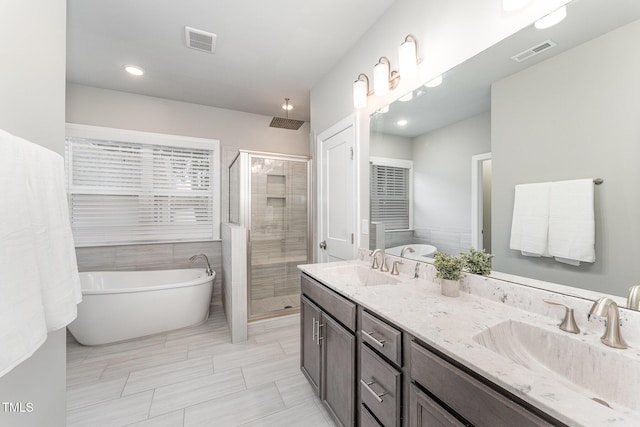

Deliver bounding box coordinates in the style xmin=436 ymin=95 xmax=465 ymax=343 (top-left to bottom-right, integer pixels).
xmin=511 ymin=40 xmax=557 ymax=63
xmin=185 ymin=26 xmax=217 ymax=53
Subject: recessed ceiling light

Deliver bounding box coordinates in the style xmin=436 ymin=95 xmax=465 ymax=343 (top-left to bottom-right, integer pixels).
xmin=425 ymin=75 xmax=443 ymax=88
xmin=378 ymin=105 xmax=389 ymax=114
xmin=535 ymin=5 xmax=567 ymax=29
xmin=124 ymin=65 xmax=144 ymax=76
xmin=397 ymin=119 xmax=408 ymax=127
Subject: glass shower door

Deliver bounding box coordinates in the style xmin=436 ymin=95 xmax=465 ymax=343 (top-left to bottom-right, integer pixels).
xmin=248 ymin=155 xmax=309 ymax=319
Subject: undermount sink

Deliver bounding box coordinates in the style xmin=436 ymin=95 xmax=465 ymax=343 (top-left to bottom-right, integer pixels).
xmin=473 ymin=320 xmax=640 ymax=413
xmin=326 ymin=264 xmax=401 ymax=286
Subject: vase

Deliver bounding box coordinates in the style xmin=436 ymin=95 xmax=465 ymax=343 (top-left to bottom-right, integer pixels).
xmin=440 ymin=279 xmax=460 ymax=297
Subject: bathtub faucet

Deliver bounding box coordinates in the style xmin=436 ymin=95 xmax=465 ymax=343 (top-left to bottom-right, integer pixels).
xmin=190 ymin=254 xmax=213 ymax=276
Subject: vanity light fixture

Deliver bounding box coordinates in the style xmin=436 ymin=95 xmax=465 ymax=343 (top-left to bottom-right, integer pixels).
xmin=397 ymin=119 xmax=408 ymax=127
xmin=502 ymin=0 xmax=530 ymax=12
xmin=535 ymin=5 xmax=567 ymax=29
xmin=353 ymin=73 xmax=371 ymax=109
xmin=425 ymin=75 xmax=443 ymax=88
xmin=124 ymin=65 xmax=144 ymax=76
xmin=398 ymin=34 xmax=421 ymax=80
xmin=373 ymin=56 xmax=400 ymax=96
xmin=398 ymin=92 xmax=413 ymax=102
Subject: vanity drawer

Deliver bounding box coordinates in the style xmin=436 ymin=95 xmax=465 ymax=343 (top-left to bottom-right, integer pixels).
xmin=410 ymin=342 xmax=555 ymax=427
xmin=361 ymin=310 xmax=402 ymax=365
xmin=361 ymin=405 xmax=383 ymax=427
xmin=301 ymin=274 xmax=356 ymax=332
xmin=361 ymin=344 xmax=401 ymax=427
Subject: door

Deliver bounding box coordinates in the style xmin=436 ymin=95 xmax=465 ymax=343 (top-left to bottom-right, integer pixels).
xmin=318 ymin=117 xmax=356 ymax=262
xmin=300 ymin=296 xmax=321 ymax=395
xmin=471 ymin=152 xmax=492 ymax=251
xmin=321 ymin=313 xmax=356 ymax=427
xmin=410 ymin=385 xmax=466 ymax=427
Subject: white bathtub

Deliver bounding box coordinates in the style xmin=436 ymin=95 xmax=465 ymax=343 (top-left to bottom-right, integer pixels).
xmin=386 ymin=244 xmax=437 ymax=261
xmin=67 ymin=268 xmax=215 ymax=346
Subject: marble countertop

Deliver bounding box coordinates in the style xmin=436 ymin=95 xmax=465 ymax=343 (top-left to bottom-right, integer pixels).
xmin=298 ymin=258 xmax=640 ymax=427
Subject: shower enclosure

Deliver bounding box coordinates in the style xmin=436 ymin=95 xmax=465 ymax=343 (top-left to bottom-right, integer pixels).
xmin=229 ymin=151 xmax=310 ymax=320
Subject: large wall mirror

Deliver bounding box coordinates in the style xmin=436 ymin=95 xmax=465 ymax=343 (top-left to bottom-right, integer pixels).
xmin=369 ymin=0 xmax=640 ymax=302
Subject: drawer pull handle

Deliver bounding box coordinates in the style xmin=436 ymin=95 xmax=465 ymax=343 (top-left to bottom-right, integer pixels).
xmin=317 ymin=323 xmax=325 ymax=343
xmin=360 ymin=379 xmax=386 ymax=403
xmin=312 ymin=317 xmax=317 ymax=343
xmin=362 ymin=330 xmax=385 ymax=347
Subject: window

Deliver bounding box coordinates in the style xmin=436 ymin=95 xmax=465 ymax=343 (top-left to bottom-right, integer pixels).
xmin=370 ymin=157 xmax=413 ymax=231
xmin=65 ymin=124 xmax=220 ymax=247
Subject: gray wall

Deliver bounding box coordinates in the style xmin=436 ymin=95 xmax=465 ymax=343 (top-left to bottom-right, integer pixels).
xmin=0 ymin=0 xmax=68 ymax=426
xmin=412 ymin=112 xmax=491 ymax=254
xmin=369 ymin=132 xmax=413 ymax=160
xmin=492 ymin=20 xmax=640 ymax=297
xmin=66 ymin=85 xmax=310 ymax=302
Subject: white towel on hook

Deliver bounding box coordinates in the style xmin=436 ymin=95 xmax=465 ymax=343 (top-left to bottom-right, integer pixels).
xmin=548 ymin=179 xmax=595 ymax=265
xmin=509 ymin=182 xmax=552 ymax=257
xmin=0 ymin=129 xmax=82 ymax=378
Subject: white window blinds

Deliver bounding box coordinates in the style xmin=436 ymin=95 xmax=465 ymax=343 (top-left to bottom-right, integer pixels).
xmin=66 ymin=125 xmax=220 ymax=247
xmin=370 ymin=158 xmax=413 ymax=231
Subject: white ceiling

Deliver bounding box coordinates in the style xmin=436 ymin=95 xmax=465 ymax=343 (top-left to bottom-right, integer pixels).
xmin=66 ymin=0 xmax=396 ymax=123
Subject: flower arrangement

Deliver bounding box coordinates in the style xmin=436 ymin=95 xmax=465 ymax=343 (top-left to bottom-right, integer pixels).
xmin=460 ymin=248 xmax=495 ymax=276
xmin=433 ymin=251 xmax=464 ymax=281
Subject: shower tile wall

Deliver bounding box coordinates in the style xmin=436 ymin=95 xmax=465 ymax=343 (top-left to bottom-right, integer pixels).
xmin=75 ymin=241 xmax=222 ymax=300
xmin=250 ymin=158 xmax=308 ymax=316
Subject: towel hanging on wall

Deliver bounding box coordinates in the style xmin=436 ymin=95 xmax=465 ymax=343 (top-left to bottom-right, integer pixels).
xmin=0 ymin=129 xmax=82 ymax=378
xmin=509 ymin=182 xmax=552 ymax=257
xmin=548 ymin=179 xmax=595 ymax=265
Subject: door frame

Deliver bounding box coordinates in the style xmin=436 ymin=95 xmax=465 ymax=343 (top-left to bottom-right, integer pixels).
xmin=315 ymin=114 xmax=359 ymax=263
xmin=471 ymin=152 xmax=492 ymax=251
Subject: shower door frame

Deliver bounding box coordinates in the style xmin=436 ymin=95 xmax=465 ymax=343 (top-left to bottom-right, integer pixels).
xmin=237 ymin=150 xmax=312 ymax=321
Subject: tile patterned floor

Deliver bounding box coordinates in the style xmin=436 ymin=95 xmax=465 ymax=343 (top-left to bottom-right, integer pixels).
xmin=66 ymin=303 xmax=334 ymax=427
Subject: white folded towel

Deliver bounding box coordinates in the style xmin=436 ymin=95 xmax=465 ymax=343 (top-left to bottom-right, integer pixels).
xmin=548 ymin=179 xmax=595 ymax=265
xmin=509 ymin=182 xmax=552 ymax=257
xmin=0 ymin=129 xmax=82 ymax=378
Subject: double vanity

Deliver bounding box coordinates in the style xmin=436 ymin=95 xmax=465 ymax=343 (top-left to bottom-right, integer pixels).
xmin=298 ymin=251 xmax=640 ymax=426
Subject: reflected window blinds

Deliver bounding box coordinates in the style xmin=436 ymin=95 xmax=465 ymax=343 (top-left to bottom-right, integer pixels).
xmin=370 ymin=160 xmax=412 ymax=230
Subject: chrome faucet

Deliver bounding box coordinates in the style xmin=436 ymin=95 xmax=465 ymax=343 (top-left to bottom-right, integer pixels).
xmin=627 ymin=285 xmax=640 ymax=310
xmin=589 ymin=297 xmax=628 ymax=349
xmin=369 ymin=249 xmax=389 ymax=272
xmin=190 ymin=254 xmax=213 ymax=276
xmin=400 ymin=246 xmax=415 ymax=258
xmin=543 ymin=299 xmax=580 ymax=334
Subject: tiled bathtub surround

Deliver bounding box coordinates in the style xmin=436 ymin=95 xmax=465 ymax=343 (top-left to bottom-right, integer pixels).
xmin=75 ymin=241 xmax=222 ymax=301
xmin=298 ymin=250 xmax=640 ymax=426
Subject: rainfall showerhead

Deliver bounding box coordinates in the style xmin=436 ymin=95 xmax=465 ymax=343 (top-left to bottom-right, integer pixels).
xmin=269 ymin=98 xmax=304 ymax=130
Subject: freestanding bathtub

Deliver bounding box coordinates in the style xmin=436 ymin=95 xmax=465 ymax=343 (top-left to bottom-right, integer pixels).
xmin=67 ymin=268 xmax=215 ymax=346
xmin=386 ymin=244 xmax=437 ymax=261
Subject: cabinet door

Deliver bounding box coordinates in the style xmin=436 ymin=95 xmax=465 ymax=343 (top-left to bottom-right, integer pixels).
xmin=410 ymin=384 xmax=467 ymax=427
xmin=300 ymin=296 xmax=322 ymax=395
xmin=321 ymin=313 xmax=356 ymax=427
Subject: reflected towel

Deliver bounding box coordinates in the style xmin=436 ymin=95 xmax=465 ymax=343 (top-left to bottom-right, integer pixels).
xmin=0 ymin=129 xmax=82 ymax=378
xmin=548 ymin=179 xmax=595 ymax=265
xmin=509 ymin=182 xmax=551 ymax=257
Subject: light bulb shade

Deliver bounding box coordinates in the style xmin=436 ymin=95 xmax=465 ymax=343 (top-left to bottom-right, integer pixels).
xmin=399 ymin=39 xmax=418 ymax=80
xmin=502 ymin=0 xmax=530 ymax=12
xmin=535 ymin=5 xmax=567 ymax=29
xmin=373 ymin=60 xmax=390 ymax=96
xmin=425 ymin=75 xmax=443 ymax=88
xmin=353 ymin=78 xmax=368 ymax=109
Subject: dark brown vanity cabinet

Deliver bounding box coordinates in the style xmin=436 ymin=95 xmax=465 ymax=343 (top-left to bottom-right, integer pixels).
xmin=301 ymin=274 xmax=356 ymax=427
xmin=409 ymin=341 xmax=562 ymax=427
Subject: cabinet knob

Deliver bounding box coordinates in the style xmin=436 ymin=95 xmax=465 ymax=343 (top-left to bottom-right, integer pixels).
xmin=319 ymin=240 xmax=327 ymax=250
